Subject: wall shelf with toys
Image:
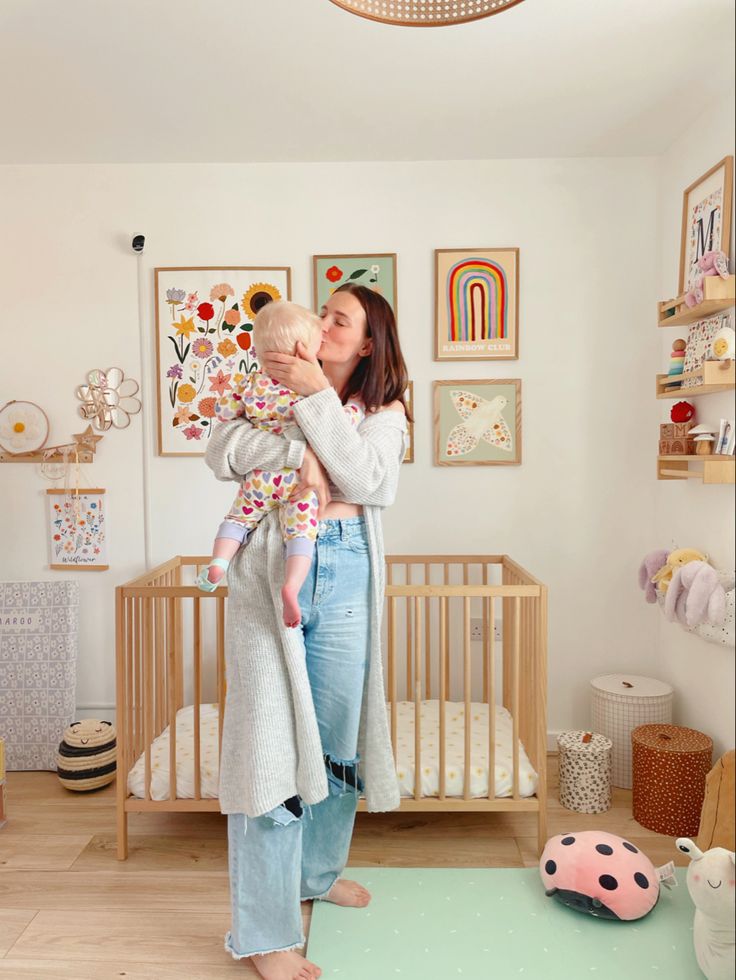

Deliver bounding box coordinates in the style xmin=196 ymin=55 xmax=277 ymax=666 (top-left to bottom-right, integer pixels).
xmin=658 ymin=275 xmax=735 ymax=328
xmin=657 ymin=455 xmax=735 ymax=483
xmin=656 ymin=359 xmax=735 ymax=399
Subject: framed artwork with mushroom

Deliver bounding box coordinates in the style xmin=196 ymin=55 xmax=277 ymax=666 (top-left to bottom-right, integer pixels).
xmin=154 ymin=266 xmax=292 ymax=456
xmin=434 ymin=379 xmax=522 ymax=466
xmin=312 ymin=254 xmax=397 ymax=316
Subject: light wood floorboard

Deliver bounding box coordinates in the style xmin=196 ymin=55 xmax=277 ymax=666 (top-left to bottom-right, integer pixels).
xmin=0 ymin=756 xmax=687 ymax=976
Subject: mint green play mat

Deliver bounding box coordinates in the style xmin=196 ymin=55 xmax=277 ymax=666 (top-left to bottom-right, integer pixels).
xmin=307 ymin=868 xmax=700 ymax=979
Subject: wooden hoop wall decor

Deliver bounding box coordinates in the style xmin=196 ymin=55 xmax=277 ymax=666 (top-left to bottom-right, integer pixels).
xmin=328 ymin=0 xmax=526 ymax=27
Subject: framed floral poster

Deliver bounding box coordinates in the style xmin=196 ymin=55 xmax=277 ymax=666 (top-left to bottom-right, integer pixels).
xmin=435 ymin=248 xmax=519 ymax=361
xmin=434 ymin=380 xmax=521 ymax=466
xmin=679 ymin=156 xmax=733 ymax=294
xmin=47 ymin=489 xmax=108 ymax=570
xmin=313 ymin=254 xmax=397 ymax=315
xmin=154 ymin=267 xmax=291 ymax=456
xmin=404 ymin=381 xmax=414 ymax=463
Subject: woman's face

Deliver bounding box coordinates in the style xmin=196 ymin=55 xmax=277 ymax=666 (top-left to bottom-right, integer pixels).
xmin=318 ymin=291 xmax=373 ymax=367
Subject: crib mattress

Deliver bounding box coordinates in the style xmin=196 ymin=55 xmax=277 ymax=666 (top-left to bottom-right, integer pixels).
xmin=127 ymin=700 xmax=538 ymax=802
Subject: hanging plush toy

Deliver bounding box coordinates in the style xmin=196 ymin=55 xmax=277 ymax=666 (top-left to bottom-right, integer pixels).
xmin=676 ymin=838 xmax=735 ymax=980
xmin=638 ymin=549 xmax=671 ymax=603
xmin=711 ymin=324 xmax=735 ymax=361
xmin=650 ymin=547 xmax=707 ymax=594
xmin=685 ymin=250 xmax=731 ymax=308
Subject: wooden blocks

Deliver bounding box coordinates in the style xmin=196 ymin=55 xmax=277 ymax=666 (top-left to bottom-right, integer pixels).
xmin=659 ymin=422 xmax=695 ymax=455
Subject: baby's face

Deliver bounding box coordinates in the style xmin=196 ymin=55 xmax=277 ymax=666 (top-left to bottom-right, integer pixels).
xmin=303 ymin=329 xmax=323 ymax=359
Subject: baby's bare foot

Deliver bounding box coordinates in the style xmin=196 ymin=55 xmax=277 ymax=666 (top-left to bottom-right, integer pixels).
xmin=207 ymin=564 xmax=226 ymax=584
xmin=282 ymin=585 xmax=302 ymax=628
xmin=323 ymin=878 xmax=371 ymax=908
xmin=250 ymin=949 xmax=321 ymax=980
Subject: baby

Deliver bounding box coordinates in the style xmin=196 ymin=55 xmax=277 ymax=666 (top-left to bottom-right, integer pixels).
xmin=197 ymin=300 xmax=363 ymax=628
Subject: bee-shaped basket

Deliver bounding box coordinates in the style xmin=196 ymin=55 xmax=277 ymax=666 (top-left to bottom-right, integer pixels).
xmin=57 ymin=719 xmax=117 ymax=791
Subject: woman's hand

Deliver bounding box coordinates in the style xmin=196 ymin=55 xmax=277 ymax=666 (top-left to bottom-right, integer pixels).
xmin=295 ymin=446 xmax=332 ymax=518
xmin=260 ymin=341 xmax=331 ymax=397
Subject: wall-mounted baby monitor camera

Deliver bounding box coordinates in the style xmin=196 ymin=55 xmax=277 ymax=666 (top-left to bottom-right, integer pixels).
xmin=132 ymin=234 xmax=145 ymax=253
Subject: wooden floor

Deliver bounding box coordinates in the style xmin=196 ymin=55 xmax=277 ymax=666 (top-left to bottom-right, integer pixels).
xmin=0 ymin=756 xmax=687 ymax=978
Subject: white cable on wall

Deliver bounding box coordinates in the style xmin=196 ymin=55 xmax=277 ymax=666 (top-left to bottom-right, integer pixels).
xmin=135 ymin=249 xmax=153 ymax=570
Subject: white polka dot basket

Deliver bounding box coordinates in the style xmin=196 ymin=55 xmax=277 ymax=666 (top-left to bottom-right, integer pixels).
xmin=557 ymin=730 xmax=612 ymax=814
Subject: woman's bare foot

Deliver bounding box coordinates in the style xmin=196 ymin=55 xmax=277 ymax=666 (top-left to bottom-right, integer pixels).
xmin=250 ymin=949 xmax=322 ymax=980
xmin=281 ymin=584 xmax=302 ymax=628
xmin=323 ymin=878 xmax=371 ymax=908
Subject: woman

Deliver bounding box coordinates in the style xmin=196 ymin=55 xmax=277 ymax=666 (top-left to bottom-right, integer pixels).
xmin=205 ymin=284 xmax=410 ymax=980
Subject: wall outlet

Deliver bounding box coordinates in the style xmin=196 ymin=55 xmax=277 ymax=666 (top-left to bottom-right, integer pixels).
xmin=470 ymin=619 xmax=502 ymax=642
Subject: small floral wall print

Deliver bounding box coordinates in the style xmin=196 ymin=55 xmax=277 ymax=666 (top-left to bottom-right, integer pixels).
xmin=155 ymin=267 xmax=291 ymax=456
xmin=46 ymin=489 xmax=108 ymax=570
xmin=313 ymin=254 xmax=397 ymax=317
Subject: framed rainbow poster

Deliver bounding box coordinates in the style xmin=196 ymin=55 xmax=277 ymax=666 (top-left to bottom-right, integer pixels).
xmin=434 ymin=248 xmax=519 ymax=361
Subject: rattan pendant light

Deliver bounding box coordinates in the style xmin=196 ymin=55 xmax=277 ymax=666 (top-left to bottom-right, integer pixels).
xmin=328 ymin=0 xmax=525 ymax=27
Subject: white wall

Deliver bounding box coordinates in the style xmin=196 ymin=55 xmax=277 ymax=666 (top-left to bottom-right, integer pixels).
xmin=655 ymin=94 xmax=736 ymax=757
xmin=0 ymin=158 xmax=661 ymax=738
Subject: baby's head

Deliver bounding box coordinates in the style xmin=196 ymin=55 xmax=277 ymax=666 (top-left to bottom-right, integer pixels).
xmin=252 ymin=300 xmax=322 ymax=359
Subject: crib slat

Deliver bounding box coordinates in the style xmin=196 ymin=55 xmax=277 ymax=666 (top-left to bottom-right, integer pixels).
xmin=389 ymin=596 xmax=397 ymax=759
xmin=487 ymin=596 xmax=496 ymax=800
xmin=424 ymin=594 xmax=431 ymax=701
xmin=134 ymin=597 xmax=142 ymax=759
xmin=482 ymin=565 xmax=489 ymax=703
xmin=439 ymin=596 xmax=447 ymax=800
xmin=216 ymin=596 xmax=226 ymax=760
xmin=413 ymin=596 xmax=422 ymax=801
xmin=167 ymin=597 xmax=177 ymax=803
xmin=155 ymin=597 xmax=164 ymax=736
xmin=463 ymin=596 xmax=471 ymax=801
xmin=193 ymin=598 xmax=202 ymax=801
xmin=443 ymin=564 xmax=450 ymax=696
xmin=405 ymin=566 xmax=413 ymax=698
xmin=125 ymin=597 xmax=133 ymax=785
xmin=512 ymin=596 xmax=521 ymax=800
xmin=144 ymin=598 xmax=153 ymax=801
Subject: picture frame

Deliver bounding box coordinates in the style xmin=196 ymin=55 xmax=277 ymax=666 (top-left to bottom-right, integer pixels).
xmin=404 ymin=381 xmax=414 ymax=463
xmin=434 ymin=379 xmax=522 ymax=466
xmin=434 ymin=248 xmax=519 ymax=361
xmin=47 ymin=489 xmax=108 ymax=570
xmin=312 ymin=254 xmax=397 ymax=315
xmin=154 ymin=266 xmax=291 ymax=456
xmin=679 ymin=156 xmax=733 ymax=294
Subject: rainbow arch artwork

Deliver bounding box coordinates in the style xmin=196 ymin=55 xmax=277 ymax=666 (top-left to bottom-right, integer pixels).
xmin=446 ymin=256 xmax=507 ymax=342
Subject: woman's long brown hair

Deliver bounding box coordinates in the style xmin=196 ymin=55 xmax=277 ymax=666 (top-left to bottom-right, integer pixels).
xmin=333 ymin=283 xmax=412 ymax=420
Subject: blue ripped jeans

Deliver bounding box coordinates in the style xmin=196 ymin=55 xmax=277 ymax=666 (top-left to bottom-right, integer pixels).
xmin=225 ymin=517 xmax=370 ymax=960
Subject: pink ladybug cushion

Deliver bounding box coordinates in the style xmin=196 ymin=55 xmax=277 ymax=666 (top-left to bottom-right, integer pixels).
xmin=540 ymin=831 xmax=660 ymax=921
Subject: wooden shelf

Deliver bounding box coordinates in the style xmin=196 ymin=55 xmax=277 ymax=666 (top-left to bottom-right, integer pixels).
xmin=658 ymin=275 xmax=735 ymax=327
xmin=657 ymin=455 xmax=735 ymax=483
xmin=0 ymin=448 xmax=94 ymax=464
xmin=656 ymin=359 xmax=735 ymax=398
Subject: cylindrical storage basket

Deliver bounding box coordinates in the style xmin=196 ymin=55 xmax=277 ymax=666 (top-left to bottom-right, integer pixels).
xmin=57 ymin=719 xmax=117 ymax=792
xmin=591 ymin=674 xmax=673 ymax=789
xmin=557 ymin=730 xmax=612 ymax=814
xmin=632 ymin=724 xmax=713 ymax=836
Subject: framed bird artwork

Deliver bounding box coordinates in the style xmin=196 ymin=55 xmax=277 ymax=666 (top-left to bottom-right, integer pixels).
xmin=433 ymin=379 xmax=521 ymax=466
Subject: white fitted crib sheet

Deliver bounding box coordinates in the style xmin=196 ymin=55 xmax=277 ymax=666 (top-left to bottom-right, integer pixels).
xmin=388 ymin=699 xmax=539 ymax=799
xmin=127 ymin=699 xmax=539 ymax=801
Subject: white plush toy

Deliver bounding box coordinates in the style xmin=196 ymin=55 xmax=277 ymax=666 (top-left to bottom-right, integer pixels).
xmin=676 ymin=838 xmax=735 ymax=980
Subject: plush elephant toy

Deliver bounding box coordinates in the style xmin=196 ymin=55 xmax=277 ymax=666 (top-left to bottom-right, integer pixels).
xmin=676 ymin=838 xmax=735 ymax=980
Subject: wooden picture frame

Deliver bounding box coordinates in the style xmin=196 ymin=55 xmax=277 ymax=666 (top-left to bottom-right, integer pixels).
xmin=404 ymin=380 xmax=414 ymax=463
xmin=154 ymin=266 xmax=292 ymax=457
xmin=312 ymin=254 xmax=397 ymax=317
xmin=434 ymin=379 xmax=522 ymax=466
xmin=679 ymin=156 xmax=733 ymax=295
xmin=47 ymin=488 xmax=108 ymax=570
xmin=434 ymin=248 xmax=519 ymax=361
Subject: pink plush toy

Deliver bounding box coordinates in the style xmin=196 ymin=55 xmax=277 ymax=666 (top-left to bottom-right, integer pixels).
xmin=540 ymin=831 xmax=661 ymax=920
xmin=638 ymin=549 xmax=670 ymax=603
xmin=665 ymin=561 xmax=727 ymax=628
xmin=685 ymin=250 xmax=730 ymax=307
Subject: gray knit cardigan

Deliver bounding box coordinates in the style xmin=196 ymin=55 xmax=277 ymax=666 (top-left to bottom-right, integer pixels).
xmin=204 ymin=386 xmax=408 ymax=817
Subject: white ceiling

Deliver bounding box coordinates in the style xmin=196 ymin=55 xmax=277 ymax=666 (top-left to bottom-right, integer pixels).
xmin=0 ymin=0 xmax=733 ymax=164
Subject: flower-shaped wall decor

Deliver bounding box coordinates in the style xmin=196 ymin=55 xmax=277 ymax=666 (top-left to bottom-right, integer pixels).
xmin=0 ymin=400 xmax=50 ymax=454
xmin=75 ymin=368 xmax=142 ymax=430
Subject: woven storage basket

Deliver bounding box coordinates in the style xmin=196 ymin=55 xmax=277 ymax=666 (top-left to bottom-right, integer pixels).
xmin=557 ymin=730 xmax=612 ymax=814
xmin=632 ymin=723 xmax=713 ymax=836
xmin=590 ymin=674 xmax=673 ymax=789
xmin=57 ymin=719 xmax=116 ymax=791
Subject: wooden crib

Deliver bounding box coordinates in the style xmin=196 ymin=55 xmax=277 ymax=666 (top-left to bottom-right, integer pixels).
xmin=115 ymin=554 xmax=547 ymax=860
